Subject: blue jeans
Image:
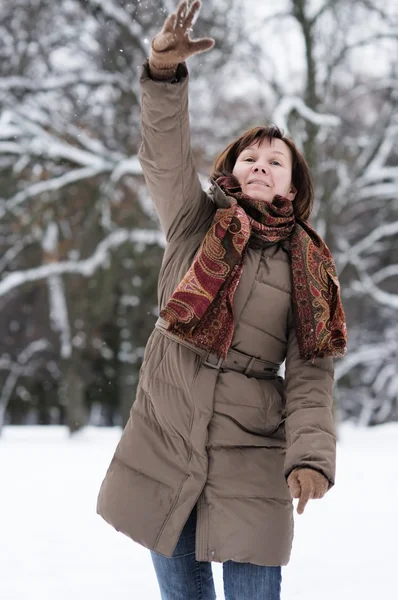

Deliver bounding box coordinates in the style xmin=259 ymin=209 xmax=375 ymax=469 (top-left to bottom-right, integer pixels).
xmin=151 ymin=509 xmax=281 ymax=600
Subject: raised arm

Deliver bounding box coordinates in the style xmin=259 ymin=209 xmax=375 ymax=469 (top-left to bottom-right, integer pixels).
xmin=138 ymin=0 xmax=215 ymax=242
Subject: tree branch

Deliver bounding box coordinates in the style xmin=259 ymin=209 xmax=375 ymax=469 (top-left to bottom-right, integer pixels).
xmin=0 ymin=228 xmax=165 ymax=298
xmin=82 ymin=0 xmax=148 ymax=57
xmin=0 ymin=72 xmax=131 ymax=94
xmin=0 ymin=339 xmax=52 ymax=432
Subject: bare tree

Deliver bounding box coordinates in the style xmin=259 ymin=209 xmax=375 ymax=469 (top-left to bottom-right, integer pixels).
xmin=246 ymin=0 xmax=398 ymax=423
xmin=0 ymin=0 xmax=253 ymax=430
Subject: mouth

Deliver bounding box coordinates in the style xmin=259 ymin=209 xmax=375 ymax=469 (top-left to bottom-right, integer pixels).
xmin=247 ymin=180 xmax=270 ymax=188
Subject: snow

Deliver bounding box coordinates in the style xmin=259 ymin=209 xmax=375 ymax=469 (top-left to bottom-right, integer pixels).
xmin=1 ymin=423 xmax=397 ymax=600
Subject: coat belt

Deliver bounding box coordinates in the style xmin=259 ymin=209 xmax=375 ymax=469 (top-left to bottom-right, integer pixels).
xmin=155 ymin=318 xmax=280 ymax=380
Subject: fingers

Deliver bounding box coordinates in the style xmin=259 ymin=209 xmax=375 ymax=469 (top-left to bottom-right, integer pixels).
xmin=288 ymin=472 xmax=310 ymax=514
xmin=176 ymin=1 xmax=189 ymax=27
xmin=153 ymin=0 xmax=214 ymax=63
xmin=287 ymin=472 xmax=301 ymax=499
xmin=184 ymin=0 xmax=202 ymax=31
xmin=288 ymin=469 xmax=329 ymax=514
xmin=312 ymin=486 xmax=326 ymax=499
xmin=288 ymin=470 xmax=312 ymax=515
xmin=161 ymin=13 xmax=177 ymax=34
xmin=161 ymin=0 xmax=196 ymax=33
xmin=188 ymin=38 xmax=215 ymax=54
xmin=296 ymin=479 xmax=312 ymax=515
xmin=160 ymin=1 xmax=199 ymax=36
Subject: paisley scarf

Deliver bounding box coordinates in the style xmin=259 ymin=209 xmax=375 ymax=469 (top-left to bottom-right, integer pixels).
xmin=160 ymin=175 xmax=347 ymax=360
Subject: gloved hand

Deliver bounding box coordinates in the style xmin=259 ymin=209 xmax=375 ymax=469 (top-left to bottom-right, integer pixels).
xmin=287 ymin=468 xmax=329 ymax=514
xmin=149 ymin=0 xmax=215 ymax=80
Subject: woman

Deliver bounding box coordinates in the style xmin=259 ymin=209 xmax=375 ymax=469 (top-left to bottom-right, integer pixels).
xmin=97 ymin=2 xmax=347 ymax=599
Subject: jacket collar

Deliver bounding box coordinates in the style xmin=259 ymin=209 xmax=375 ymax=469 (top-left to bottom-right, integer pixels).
xmin=208 ymin=180 xmax=234 ymax=208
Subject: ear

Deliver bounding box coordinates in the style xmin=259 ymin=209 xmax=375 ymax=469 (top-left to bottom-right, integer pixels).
xmin=287 ymin=185 xmax=297 ymax=202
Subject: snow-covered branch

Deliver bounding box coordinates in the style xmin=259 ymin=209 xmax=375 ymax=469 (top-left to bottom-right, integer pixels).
xmin=0 ymin=234 xmax=38 ymax=273
xmin=1 ymin=166 xmax=112 ymax=217
xmin=335 ymin=79 xmax=398 ymax=111
xmin=357 ymin=167 xmax=398 ymax=187
xmin=328 ymin=32 xmax=398 ymax=72
xmin=110 ymin=157 xmax=142 ymax=181
xmin=346 ymin=221 xmax=398 ymax=259
xmin=43 ymin=223 xmax=72 ymax=360
xmin=355 ymin=122 xmax=398 ymax=182
xmin=351 ymin=271 xmax=398 ymax=310
xmin=0 ymin=228 xmax=165 ymax=298
xmin=66 ymin=125 xmax=124 ymax=160
xmin=0 ymin=108 xmax=144 ymax=215
xmin=0 ymin=72 xmax=131 ymax=94
xmin=84 ymin=0 xmax=149 ymax=56
xmin=356 ymin=183 xmax=398 ymax=201
xmin=12 ymin=112 xmax=124 ymax=166
xmin=273 ymin=96 xmax=340 ymax=133
xmin=0 ymin=339 xmax=52 ymax=432
xmin=372 ymin=265 xmax=398 ymax=284
xmin=335 ymin=340 xmax=396 ymax=380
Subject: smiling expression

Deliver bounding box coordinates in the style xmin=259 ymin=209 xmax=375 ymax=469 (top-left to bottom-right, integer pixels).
xmin=232 ymin=139 xmax=297 ymax=203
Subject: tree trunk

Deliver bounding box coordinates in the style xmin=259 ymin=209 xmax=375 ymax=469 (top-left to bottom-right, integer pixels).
xmin=60 ymin=363 xmax=88 ymax=433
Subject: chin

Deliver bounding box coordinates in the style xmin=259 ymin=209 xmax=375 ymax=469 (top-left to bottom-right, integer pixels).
xmin=245 ymin=189 xmax=272 ymax=202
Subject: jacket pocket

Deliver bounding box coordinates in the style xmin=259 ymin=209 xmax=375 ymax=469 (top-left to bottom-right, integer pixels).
xmin=214 ymin=371 xmax=285 ymax=438
xmin=253 ymin=375 xmax=286 ymax=435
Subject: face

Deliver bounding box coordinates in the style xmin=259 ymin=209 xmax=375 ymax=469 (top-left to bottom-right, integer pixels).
xmin=232 ymin=139 xmax=297 ymax=203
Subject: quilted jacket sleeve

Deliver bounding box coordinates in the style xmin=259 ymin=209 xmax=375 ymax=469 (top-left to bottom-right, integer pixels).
xmin=138 ymin=61 xmax=214 ymax=242
xmin=283 ymin=309 xmax=336 ymax=488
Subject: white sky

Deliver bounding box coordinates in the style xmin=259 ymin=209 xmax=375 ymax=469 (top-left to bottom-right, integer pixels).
xmin=241 ymin=0 xmax=397 ymax=94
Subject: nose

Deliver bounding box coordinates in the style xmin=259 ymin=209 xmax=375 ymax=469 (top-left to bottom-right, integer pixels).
xmin=252 ymin=165 xmax=268 ymax=174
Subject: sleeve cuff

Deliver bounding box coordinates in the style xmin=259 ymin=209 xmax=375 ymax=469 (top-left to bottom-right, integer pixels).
xmin=142 ymin=60 xmax=188 ymax=84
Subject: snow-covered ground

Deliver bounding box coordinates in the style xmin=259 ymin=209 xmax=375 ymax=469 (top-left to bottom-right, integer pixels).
xmin=1 ymin=423 xmax=397 ymax=600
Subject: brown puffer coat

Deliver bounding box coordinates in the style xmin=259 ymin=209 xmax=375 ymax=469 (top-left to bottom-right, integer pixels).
xmin=97 ymin=63 xmax=336 ymax=567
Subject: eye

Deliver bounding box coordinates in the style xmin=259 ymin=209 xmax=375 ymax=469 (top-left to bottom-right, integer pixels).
xmin=244 ymin=157 xmax=254 ymax=162
xmin=271 ymin=160 xmax=281 ymax=166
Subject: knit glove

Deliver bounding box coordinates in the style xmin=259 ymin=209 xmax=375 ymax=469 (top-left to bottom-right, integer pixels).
xmin=149 ymin=0 xmax=215 ymax=80
xmin=287 ymin=468 xmax=329 ymax=515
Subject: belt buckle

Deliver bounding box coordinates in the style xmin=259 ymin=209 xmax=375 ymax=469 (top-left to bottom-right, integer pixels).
xmin=202 ymin=352 xmax=223 ymax=370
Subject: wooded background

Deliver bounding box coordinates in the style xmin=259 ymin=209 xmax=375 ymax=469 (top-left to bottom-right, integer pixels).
xmin=0 ymin=0 xmax=397 ymax=433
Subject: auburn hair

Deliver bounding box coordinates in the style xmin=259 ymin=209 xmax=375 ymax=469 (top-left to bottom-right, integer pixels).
xmin=210 ymin=125 xmax=314 ymax=221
